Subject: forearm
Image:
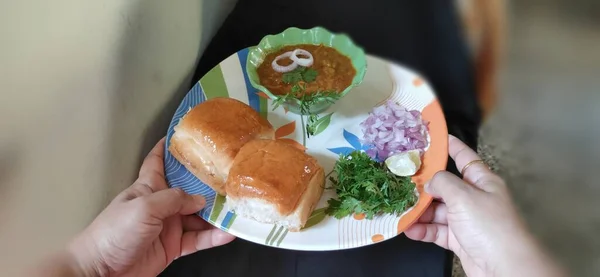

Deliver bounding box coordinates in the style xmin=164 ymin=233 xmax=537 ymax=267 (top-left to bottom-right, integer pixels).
xmin=32 ymin=236 xmax=104 ymax=277
xmin=494 ymin=233 xmax=567 ymax=277
xmin=31 ymin=251 xmax=89 ymax=277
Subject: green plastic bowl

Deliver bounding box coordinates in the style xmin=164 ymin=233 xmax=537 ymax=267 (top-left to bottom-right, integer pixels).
xmin=246 ymin=26 xmax=367 ymax=114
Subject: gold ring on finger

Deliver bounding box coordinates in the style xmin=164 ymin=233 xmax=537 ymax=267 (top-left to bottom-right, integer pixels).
xmin=460 ymin=159 xmax=487 ymax=176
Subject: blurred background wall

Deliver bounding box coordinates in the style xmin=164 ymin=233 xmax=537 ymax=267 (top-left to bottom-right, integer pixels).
xmin=0 ymin=0 xmax=598 ymax=276
xmin=480 ymin=0 xmax=600 ymax=276
xmin=0 ymin=0 xmax=236 ymax=275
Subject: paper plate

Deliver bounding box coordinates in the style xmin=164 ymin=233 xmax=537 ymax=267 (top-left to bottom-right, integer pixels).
xmin=164 ymin=48 xmax=448 ymax=251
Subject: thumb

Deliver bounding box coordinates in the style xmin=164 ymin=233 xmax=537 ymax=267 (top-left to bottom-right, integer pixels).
xmin=137 ymin=188 xmax=206 ymax=220
xmin=425 ymin=171 xmax=473 ymax=205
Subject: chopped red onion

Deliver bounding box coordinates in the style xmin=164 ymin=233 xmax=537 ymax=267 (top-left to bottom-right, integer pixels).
xmin=290 ymin=49 xmax=314 ymax=67
xmin=271 ymin=51 xmax=299 ymax=73
xmin=360 ymin=101 xmax=429 ymax=161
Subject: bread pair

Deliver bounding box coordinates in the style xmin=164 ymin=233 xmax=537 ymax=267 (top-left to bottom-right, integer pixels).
xmin=169 ymin=97 xmax=324 ymax=231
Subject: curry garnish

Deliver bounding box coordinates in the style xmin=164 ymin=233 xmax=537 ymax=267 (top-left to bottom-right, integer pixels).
xmin=272 ymin=66 xmax=342 ymax=143
xmin=325 ymin=150 xmax=418 ymax=219
xmin=281 ymin=66 xmax=317 ymax=84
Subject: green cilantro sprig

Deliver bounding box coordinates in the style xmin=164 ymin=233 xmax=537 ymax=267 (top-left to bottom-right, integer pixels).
xmin=281 ymin=66 xmax=318 ymax=84
xmin=272 ymin=66 xmax=342 ymax=145
xmin=325 ymin=150 xmax=418 ymax=219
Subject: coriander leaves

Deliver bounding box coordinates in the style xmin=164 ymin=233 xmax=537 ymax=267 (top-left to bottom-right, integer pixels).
xmin=301 ymin=67 xmax=318 ymax=83
xmin=303 ymin=91 xmax=340 ymax=136
xmin=282 ymin=66 xmax=318 ymax=84
xmin=274 ymin=66 xmax=341 ymax=144
xmin=325 ymin=150 xmax=418 ymax=219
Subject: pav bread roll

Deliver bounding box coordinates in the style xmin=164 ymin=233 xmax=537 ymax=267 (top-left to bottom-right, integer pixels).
xmin=168 ymin=97 xmax=274 ymax=195
xmin=225 ymin=139 xmax=325 ymax=232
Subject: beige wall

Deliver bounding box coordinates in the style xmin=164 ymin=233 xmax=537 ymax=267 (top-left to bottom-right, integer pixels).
xmin=0 ymin=0 xmax=235 ymax=275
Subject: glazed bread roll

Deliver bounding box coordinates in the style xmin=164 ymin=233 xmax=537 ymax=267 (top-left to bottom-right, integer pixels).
xmin=168 ymin=97 xmax=274 ymax=195
xmin=226 ymin=139 xmax=325 ymax=231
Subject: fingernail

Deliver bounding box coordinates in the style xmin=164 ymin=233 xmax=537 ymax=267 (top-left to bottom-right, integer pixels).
xmin=192 ymin=195 xmax=206 ymax=207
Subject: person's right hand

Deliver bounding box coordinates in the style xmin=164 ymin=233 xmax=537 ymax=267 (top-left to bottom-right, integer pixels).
xmin=405 ymin=135 xmax=563 ymax=277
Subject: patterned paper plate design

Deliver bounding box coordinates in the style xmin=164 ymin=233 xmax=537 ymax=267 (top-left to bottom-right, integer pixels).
xmin=164 ymin=48 xmax=448 ymax=251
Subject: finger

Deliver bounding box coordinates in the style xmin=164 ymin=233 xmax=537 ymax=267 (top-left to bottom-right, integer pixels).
xmin=138 ymin=138 xmax=168 ymax=192
xmin=180 ymin=228 xmax=235 ymax=256
xmin=182 ymin=215 xmax=211 ymax=231
xmin=405 ymin=223 xmax=449 ymax=249
xmin=115 ymin=179 xmax=157 ymax=202
xmin=448 ymin=135 xmax=492 ymax=186
xmin=137 ymin=188 xmax=205 ymax=220
xmin=417 ymin=202 xmax=448 ymax=224
xmin=425 ymin=171 xmax=475 ymax=205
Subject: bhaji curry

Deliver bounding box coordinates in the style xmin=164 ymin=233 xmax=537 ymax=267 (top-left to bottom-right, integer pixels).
xmin=257 ymin=44 xmax=356 ymax=96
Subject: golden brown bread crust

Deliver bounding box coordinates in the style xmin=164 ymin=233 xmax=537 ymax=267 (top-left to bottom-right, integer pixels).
xmin=168 ymin=97 xmax=274 ymax=195
xmin=178 ymin=97 xmax=274 ymax=162
xmin=168 ymin=137 xmax=226 ymax=194
xmin=289 ymin=167 xmax=325 ymax=231
xmin=226 ymin=139 xmax=324 ymax=215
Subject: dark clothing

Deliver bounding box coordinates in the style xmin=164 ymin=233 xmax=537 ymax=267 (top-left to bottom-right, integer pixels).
xmin=162 ymin=0 xmax=480 ymax=276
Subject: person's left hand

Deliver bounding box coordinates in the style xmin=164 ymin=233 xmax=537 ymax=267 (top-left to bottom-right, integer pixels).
xmin=67 ymin=138 xmax=235 ymax=277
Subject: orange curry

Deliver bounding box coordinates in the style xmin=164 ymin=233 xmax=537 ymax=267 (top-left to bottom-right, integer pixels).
xmin=257 ymin=44 xmax=356 ymax=95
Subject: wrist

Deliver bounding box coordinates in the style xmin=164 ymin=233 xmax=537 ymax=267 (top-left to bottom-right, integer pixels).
xmin=66 ymin=232 xmax=108 ymax=277
xmin=32 ymin=249 xmax=100 ymax=277
xmin=492 ymin=232 xmax=565 ymax=277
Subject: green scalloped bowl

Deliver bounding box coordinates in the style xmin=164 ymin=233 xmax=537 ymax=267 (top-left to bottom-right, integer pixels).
xmin=246 ymin=27 xmax=367 ymax=114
